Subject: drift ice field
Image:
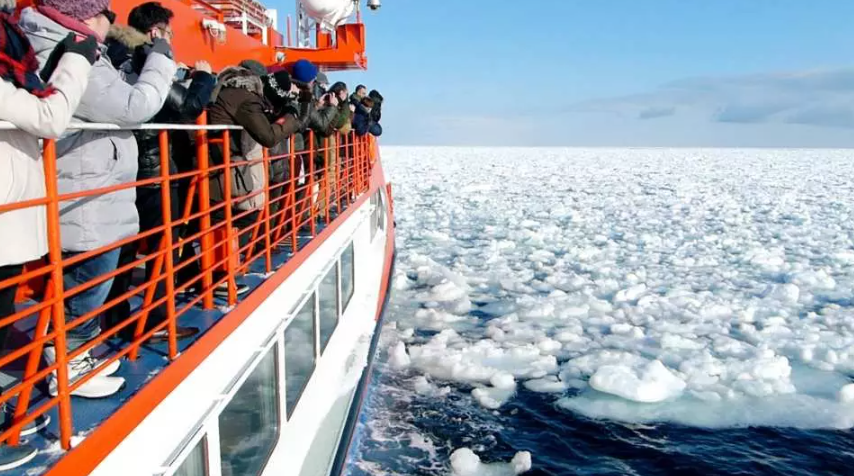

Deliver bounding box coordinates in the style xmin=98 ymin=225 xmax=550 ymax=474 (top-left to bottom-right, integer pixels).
xmin=354 ymin=146 xmax=854 ymax=475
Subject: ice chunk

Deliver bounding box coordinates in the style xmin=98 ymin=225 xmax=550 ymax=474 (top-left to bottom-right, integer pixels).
xmin=840 ymin=384 xmax=854 ymax=404
xmin=389 ymin=342 xmax=411 ymax=370
xmin=450 ymin=448 xmax=532 ymax=476
xmin=590 ymin=360 xmax=686 ymax=403
xmin=524 ymin=376 xmax=567 ymax=393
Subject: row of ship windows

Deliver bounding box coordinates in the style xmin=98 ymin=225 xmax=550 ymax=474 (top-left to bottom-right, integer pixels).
xmin=164 ymin=241 xmax=357 ymax=476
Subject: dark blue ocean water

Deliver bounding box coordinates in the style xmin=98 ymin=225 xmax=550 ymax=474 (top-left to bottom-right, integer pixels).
xmin=347 ymin=317 xmax=854 ymax=476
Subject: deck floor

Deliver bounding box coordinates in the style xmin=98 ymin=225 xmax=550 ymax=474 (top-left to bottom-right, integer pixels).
xmin=8 ymin=215 xmax=341 ymax=475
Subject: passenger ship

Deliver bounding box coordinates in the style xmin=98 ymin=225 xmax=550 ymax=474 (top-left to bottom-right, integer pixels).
xmin=0 ymin=0 xmax=394 ymax=475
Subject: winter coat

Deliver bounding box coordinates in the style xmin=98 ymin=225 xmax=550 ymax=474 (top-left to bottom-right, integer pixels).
xmin=0 ymin=54 xmax=91 ymax=267
xmin=295 ymin=103 xmax=338 ymax=153
xmin=20 ymin=7 xmax=175 ymax=252
xmin=207 ymin=67 xmax=306 ymax=210
xmin=349 ymin=93 xmax=369 ymax=116
xmin=353 ymin=106 xmax=382 ymax=137
xmin=106 ymin=25 xmax=216 ymax=186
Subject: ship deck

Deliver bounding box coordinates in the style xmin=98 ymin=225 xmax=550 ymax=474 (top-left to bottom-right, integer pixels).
xmin=9 ymin=220 xmax=341 ymax=475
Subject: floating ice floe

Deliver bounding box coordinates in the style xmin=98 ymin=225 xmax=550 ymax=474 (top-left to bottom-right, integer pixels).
xmin=450 ymin=448 xmax=532 ymax=476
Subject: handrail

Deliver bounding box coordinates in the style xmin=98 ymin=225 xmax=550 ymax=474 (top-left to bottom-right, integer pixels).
xmin=0 ymin=115 xmax=377 ymax=457
xmin=0 ymin=121 xmax=244 ymax=131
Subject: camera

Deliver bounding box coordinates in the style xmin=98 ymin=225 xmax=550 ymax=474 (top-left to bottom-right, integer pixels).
xmin=367 ymin=0 xmax=381 ymax=11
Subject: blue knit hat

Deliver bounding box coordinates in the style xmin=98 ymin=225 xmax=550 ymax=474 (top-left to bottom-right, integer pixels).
xmin=291 ymin=59 xmax=318 ymax=85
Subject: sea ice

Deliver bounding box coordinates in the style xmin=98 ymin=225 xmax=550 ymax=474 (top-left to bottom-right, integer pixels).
xmin=450 ymin=448 xmax=532 ymax=476
xmin=381 ymin=146 xmax=854 ymax=431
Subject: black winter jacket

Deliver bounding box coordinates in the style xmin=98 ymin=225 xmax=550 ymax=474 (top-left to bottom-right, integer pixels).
xmin=105 ymin=25 xmax=216 ymax=185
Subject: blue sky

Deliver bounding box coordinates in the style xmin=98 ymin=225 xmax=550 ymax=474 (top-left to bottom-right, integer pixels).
xmin=274 ymin=0 xmax=854 ymax=146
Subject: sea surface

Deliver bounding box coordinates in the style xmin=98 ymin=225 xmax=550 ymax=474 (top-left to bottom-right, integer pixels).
xmin=344 ymin=147 xmax=854 ymax=476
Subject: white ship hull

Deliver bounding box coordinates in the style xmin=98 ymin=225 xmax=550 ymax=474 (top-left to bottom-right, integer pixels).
xmin=85 ymin=186 xmax=394 ymax=476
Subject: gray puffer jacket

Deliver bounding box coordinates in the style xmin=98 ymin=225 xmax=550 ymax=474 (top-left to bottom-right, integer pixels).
xmin=20 ymin=8 xmax=175 ymax=252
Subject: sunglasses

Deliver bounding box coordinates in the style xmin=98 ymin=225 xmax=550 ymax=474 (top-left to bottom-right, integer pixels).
xmin=101 ymin=9 xmax=117 ymax=25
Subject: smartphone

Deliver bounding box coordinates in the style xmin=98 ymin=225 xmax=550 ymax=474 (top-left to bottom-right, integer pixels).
xmin=175 ymin=68 xmax=191 ymax=82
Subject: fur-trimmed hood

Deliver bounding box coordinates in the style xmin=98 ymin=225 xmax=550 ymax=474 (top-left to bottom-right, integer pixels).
xmin=105 ymin=24 xmax=150 ymax=71
xmin=210 ymin=66 xmax=263 ymax=103
xmin=107 ymin=24 xmax=149 ymax=49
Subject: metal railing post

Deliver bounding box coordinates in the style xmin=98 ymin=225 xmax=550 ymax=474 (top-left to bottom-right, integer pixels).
xmin=222 ymin=130 xmax=237 ymax=306
xmin=262 ymin=148 xmax=272 ymax=273
xmin=42 ymin=139 xmax=73 ymax=449
xmin=289 ymin=136 xmax=298 ymax=252
xmin=308 ymin=130 xmax=316 ymax=237
xmin=158 ymin=131 xmax=178 ymax=359
xmin=324 ymin=136 xmax=331 ymax=225
xmin=195 ymin=114 xmax=215 ymax=310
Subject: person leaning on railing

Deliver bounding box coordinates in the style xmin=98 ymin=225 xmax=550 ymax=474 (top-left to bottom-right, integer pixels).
xmin=202 ymin=65 xmax=311 ymax=295
xmin=0 ymin=0 xmax=97 ymax=469
xmin=102 ymin=1 xmax=215 ymax=342
xmin=290 ymin=60 xmax=338 ymax=227
xmin=316 ymin=81 xmax=352 ymax=219
xmin=20 ymin=0 xmax=176 ymax=399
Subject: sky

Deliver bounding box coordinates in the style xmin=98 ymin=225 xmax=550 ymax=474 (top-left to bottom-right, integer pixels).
xmin=273 ymin=0 xmax=854 ymax=147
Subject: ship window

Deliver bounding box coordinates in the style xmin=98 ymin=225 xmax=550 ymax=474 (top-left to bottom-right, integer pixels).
xmin=219 ymin=348 xmax=279 ymax=476
xmin=174 ymin=437 xmax=207 ymax=476
xmin=378 ymin=189 xmax=386 ymax=232
xmin=341 ymin=243 xmax=355 ymax=313
xmin=285 ymin=294 xmax=317 ymax=417
xmin=319 ymin=265 xmax=339 ymax=354
xmin=370 ymin=193 xmax=379 ymax=241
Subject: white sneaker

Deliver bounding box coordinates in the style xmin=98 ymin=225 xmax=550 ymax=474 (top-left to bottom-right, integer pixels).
xmin=44 ymin=348 xmax=125 ymax=399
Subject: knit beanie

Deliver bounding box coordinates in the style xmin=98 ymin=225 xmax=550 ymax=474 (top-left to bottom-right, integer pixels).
xmin=42 ymin=0 xmax=111 ymax=22
xmin=291 ymin=59 xmax=317 ymax=85
xmin=262 ymin=69 xmax=292 ymax=107
xmin=239 ymin=59 xmax=267 ymax=77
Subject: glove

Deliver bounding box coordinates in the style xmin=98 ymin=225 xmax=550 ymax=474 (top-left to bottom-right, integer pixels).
xmin=0 ymin=0 xmax=15 ymax=13
xmin=150 ymin=38 xmax=174 ymax=59
xmin=63 ymin=34 xmax=98 ymax=65
xmin=40 ymin=34 xmax=98 ymax=81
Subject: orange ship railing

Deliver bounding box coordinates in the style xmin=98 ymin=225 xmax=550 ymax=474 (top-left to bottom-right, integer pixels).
xmin=0 ymin=116 xmax=375 ymax=451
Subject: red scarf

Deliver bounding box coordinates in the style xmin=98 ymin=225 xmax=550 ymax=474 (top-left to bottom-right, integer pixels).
xmin=0 ymin=11 xmax=55 ymax=98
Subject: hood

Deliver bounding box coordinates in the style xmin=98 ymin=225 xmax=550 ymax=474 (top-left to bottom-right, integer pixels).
xmin=19 ymin=7 xmax=104 ymax=60
xmin=210 ymin=66 xmax=263 ymax=103
xmin=107 ymin=24 xmax=149 ymax=49
xmin=105 ymin=24 xmax=149 ymax=70
xmin=19 ymin=7 xmax=71 ymax=59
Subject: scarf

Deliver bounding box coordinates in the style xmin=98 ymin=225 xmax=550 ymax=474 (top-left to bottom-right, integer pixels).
xmin=0 ymin=11 xmax=55 ymax=97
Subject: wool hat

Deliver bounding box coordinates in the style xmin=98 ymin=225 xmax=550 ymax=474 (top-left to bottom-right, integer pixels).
xmin=316 ymin=72 xmax=329 ymax=87
xmin=291 ymin=59 xmax=317 ymax=85
xmin=262 ymin=69 xmax=292 ymax=106
xmin=239 ymin=59 xmax=267 ymax=77
xmin=42 ymin=0 xmax=111 ymax=22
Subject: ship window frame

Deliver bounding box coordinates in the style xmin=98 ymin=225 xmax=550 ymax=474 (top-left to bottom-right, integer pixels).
xmin=160 ymin=430 xmax=210 ymax=476
xmin=168 ymin=436 xmax=209 ymax=476
xmin=341 ymin=242 xmax=355 ymax=314
xmin=216 ymin=342 xmax=281 ymax=476
xmin=318 ymin=263 xmax=340 ymax=355
xmin=370 ymin=192 xmax=379 ymax=241
xmin=283 ymin=290 xmax=318 ymax=419
xmin=378 ymin=188 xmax=387 ymax=232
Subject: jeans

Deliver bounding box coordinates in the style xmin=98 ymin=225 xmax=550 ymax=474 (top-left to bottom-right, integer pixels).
xmin=0 ymin=265 xmax=23 ymax=392
xmin=62 ymin=248 xmax=121 ymax=351
xmin=104 ymin=186 xmax=181 ymax=338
